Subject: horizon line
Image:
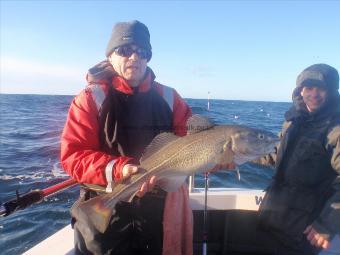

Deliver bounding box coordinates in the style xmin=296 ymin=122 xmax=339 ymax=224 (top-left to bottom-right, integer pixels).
xmin=0 ymin=92 xmax=291 ymax=104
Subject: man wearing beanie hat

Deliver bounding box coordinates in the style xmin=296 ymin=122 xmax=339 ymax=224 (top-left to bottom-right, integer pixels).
xmin=255 ymin=64 xmax=340 ymax=254
xmin=61 ymin=20 xmax=233 ymax=255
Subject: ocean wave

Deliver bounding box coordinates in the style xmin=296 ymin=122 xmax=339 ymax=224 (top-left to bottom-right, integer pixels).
xmin=0 ymin=163 xmax=67 ymax=181
xmin=51 ymin=162 xmax=69 ymax=178
xmin=0 ymin=172 xmax=51 ymax=181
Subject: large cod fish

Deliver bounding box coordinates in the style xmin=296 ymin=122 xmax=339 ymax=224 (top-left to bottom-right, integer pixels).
xmin=74 ymin=115 xmax=279 ymax=233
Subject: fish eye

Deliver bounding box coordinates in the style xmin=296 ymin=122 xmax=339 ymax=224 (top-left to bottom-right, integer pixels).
xmin=258 ymin=133 xmax=265 ymax=140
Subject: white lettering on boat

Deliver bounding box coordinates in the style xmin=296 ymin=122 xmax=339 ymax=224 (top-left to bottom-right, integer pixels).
xmin=255 ymin=196 xmax=263 ymax=205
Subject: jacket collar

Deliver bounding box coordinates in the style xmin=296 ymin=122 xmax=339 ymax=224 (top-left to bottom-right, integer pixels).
xmin=111 ymin=68 xmax=155 ymax=95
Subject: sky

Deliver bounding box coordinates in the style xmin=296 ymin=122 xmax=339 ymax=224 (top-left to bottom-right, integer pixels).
xmin=1 ymin=0 xmax=339 ymax=102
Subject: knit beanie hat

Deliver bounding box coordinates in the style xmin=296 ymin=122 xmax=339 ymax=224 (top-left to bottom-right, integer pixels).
xmin=105 ymin=20 xmax=152 ymax=59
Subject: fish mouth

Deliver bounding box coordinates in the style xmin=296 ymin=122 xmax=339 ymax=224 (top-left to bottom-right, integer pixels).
xmin=259 ymin=142 xmax=278 ymax=154
xmin=236 ymin=145 xmax=277 ymax=161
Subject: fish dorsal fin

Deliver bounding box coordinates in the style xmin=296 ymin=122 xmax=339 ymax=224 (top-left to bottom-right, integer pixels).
xmin=187 ymin=114 xmax=215 ymax=135
xmin=140 ymin=132 xmax=180 ymax=162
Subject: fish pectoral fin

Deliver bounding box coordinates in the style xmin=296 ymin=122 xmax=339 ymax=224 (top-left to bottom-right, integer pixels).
xmin=72 ymin=193 xmax=117 ymax=234
xmin=217 ymin=138 xmax=236 ymax=165
xmin=157 ymin=175 xmax=188 ymax=192
xmin=223 ymin=138 xmax=233 ymax=151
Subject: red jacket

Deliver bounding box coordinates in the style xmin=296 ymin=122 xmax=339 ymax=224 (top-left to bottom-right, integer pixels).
xmin=60 ymin=62 xmax=192 ymax=186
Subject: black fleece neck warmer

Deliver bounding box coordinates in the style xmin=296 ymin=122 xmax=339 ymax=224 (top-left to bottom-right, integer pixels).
xmin=285 ymin=94 xmax=340 ymax=124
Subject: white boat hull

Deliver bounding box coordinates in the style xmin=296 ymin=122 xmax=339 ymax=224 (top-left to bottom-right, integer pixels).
xmin=24 ymin=189 xmax=340 ymax=255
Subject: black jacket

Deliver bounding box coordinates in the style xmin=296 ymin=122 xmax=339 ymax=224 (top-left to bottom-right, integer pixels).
xmin=258 ymin=96 xmax=340 ymax=248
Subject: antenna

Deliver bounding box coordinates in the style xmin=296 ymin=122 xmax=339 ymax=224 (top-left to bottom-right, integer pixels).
xmin=207 ymin=91 xmax=210 ymax=111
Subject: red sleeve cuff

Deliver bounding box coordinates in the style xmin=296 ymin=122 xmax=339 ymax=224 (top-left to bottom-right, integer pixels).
xmin=113 ymin=156 xmax=134 ymax=181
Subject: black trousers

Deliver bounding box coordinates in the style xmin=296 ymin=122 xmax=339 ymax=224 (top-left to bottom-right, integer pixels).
xmin=72 ymin=188 xmax=166 ymax=255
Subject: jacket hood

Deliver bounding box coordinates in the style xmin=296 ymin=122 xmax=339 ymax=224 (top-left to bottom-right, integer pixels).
xmin=86 ymin=60 xmax=116 ymax=84
xmin=292 ymin=64 xmax=339 ymax=114
xmin=296 ymin=64 xmax=339 ymax=92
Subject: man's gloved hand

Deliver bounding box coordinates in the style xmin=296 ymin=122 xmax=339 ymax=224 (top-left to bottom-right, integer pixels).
xmin=304 ymin=225 xmax=330 ymax=250
xmin=122 ymin=164 xmax=156 ymax=197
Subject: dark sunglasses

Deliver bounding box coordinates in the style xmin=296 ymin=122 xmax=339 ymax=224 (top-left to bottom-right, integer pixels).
xmin=114 ymin=45 xmax=151 ymax=60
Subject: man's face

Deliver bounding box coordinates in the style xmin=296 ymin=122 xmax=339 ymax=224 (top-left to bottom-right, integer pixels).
xmin=300 ymin=85 xmax=328 ymax=112
xmin=108 ymin=44 xmax=148 ymax=87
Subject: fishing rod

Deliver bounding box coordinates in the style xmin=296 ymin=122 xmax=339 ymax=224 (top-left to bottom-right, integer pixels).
xmin=0 ymin=178 xmax=77 ymax=217
xmin=203 ymin=172 xmax=209 ymax=255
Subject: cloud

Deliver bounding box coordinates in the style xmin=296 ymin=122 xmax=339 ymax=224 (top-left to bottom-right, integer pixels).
xmin=1 ymin=57 xmax=86 ymax=95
